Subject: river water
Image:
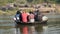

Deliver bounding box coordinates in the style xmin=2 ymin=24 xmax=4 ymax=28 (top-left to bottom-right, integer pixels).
xmin=0 ymin=15 xmax=60 ymax=34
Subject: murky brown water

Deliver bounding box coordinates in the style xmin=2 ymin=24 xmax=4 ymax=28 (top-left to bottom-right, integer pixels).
xmin=0 ymin=21 xmax=60 ymax=34
xmin=0 ymin=15 xmax=60 ymax=34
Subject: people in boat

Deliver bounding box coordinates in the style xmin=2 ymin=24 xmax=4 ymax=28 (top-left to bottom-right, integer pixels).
xmin=29 ymin=11 xmax=35 ymax=23
xmin=34 ymin=9 xmax=40 ymax=21
xmin=21 ymin=11 xmax=28 ymax=23
xmin=14 ymin=10 xmax=23 ymax=23
xmin=14 ymin=10 xmax=20 ymax=21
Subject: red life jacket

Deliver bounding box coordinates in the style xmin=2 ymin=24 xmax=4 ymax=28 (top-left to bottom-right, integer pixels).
xmin=22 ymin=13 xmax=28 ymax=23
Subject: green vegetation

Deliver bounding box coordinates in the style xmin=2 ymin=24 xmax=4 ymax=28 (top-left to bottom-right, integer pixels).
xmin=26 ymin=0 xmax=33 ymax=3
xmin=0 ymin=0 xmax=16 ymax=6
xmin=0 ymin=0 xmax=60 ymax=15
xmin=55 ymin=0 xmax=60 ymax=4
xmin=0 ymin=0 xmax=60 ymax=6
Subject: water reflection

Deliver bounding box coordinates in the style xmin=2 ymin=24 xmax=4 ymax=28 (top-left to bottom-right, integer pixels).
xmin=16 ymin=24 xmax=48 ymax=34
xmin=1 ymin=22 xmax=60 ymax=34
xmin=29 ymin=26 xmax=36 ymax=34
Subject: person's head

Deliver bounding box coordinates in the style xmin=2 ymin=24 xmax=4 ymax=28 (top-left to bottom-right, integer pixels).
xmin=18 ymin=9 xmax=22 ymax=13
xmin=22 ymin=9 xmax=27 ymax=13
xmin=16 ymin=10 xmax=20 ymax=14
xmin=29 ymin=11 xmax=33 ymax=14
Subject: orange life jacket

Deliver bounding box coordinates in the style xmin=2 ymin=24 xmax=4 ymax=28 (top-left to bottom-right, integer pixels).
xmin=22 ymin=13 xmax=28 ymax=23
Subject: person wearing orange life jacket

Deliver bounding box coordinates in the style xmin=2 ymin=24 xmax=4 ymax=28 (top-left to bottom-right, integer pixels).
xmin=22 ymin=11 xmax=28 ymax=23
xmin=29 ymin=12 xmax=35 ymax=23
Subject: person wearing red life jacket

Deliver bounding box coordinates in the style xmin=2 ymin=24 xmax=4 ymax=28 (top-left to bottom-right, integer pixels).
xmin=22 ymin=11 xmax=28 ymax=23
